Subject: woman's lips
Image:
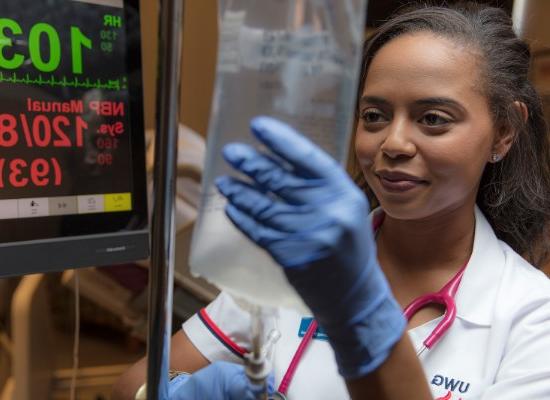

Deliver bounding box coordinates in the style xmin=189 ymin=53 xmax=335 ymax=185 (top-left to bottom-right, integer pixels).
xmin=376 ymin=171 xmax=427 ymax=193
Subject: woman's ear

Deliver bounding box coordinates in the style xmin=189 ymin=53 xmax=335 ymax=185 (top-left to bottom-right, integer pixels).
xmin=490 ymin=101 xmax=528 ymax=163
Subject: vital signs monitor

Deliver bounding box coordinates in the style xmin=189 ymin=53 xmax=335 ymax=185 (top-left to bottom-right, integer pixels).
xmin=0 ymin=0 xmax=149 ymax=276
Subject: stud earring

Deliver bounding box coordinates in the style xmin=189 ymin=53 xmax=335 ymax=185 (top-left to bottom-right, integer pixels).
xmin=492 ymin=153 xmax=501 ymax=162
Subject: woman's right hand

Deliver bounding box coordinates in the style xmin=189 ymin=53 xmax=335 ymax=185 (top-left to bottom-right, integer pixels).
xmin=216 ymin=116 xmax=406 ymax=378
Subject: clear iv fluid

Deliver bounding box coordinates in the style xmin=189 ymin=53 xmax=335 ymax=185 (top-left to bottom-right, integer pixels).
xmin=190 ymin=0 xmax=367 ymax=311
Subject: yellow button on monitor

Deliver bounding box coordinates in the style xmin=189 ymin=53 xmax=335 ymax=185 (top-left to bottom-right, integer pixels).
xmin=104 ymin=193 xmax=132 ymax=212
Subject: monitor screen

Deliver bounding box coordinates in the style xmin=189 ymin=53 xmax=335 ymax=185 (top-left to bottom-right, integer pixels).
xmin=0 ymin=0 xmax=149 ymax=276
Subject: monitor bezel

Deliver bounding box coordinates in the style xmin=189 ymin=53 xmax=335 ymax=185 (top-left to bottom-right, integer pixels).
xmin=0 ymin=0 xmax=150 ymax=276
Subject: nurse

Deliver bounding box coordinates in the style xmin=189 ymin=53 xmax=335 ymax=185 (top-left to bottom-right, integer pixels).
xmin=113 ymin=4 xmax=550 ymax=400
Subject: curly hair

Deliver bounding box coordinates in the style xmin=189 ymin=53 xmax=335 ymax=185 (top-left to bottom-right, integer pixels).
xmin=349 ymin=2 xmax=550 ymax=267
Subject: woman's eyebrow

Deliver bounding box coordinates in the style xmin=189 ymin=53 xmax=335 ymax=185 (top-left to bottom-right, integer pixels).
xmin=414 ymin=97 xmax=466 ymax=112
xmin=360 ymin=96 xmax=467 ymax=113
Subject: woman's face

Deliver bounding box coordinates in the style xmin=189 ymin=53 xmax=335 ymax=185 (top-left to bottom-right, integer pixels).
xmin=355 ymin=32 xmax=496 ymax=220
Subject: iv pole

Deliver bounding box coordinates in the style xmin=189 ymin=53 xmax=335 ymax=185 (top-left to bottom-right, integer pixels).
xmin=146 ymin=0 xmax=184 ymax=398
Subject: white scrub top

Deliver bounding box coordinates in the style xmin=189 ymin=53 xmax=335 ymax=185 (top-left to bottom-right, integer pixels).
xmin=182 ymin=207 xmax=550 ymax=399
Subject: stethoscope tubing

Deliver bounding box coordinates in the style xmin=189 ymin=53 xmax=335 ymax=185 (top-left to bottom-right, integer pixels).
xmin=276 ymin=319 xmax=318 ymax=396
xmin=403 ymin=264 xmax=467 ymax=352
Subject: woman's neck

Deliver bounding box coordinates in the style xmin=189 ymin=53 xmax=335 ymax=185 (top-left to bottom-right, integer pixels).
xmin=376 ymin=201 xmax=476 ymax=308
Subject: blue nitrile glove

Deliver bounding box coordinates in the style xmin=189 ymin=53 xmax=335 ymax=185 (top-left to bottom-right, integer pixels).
xmin=169 ymin=361 xmax=274 ymax=400
xmin=215 ymin=117 xmax=407 ymax=379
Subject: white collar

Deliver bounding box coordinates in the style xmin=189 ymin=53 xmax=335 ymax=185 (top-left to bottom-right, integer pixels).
xmin=372 ymin=206 xmax=505 ymax=326
xmin=454 ymin=206 xmax=504 ymax=326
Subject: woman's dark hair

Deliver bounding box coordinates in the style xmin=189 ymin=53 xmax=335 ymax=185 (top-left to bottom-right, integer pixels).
xmin=349 ymin=2 xmax=550 ymax=266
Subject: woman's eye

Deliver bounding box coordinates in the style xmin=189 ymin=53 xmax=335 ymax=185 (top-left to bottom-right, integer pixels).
xmin=361 ymin=109 xmax=386 ymax=124
xmin=419 ymin=112 xmax=451 ymax=126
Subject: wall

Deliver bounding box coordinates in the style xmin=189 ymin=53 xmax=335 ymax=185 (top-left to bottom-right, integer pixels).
xmin=513 ymin=0 xmax=550 ymax=53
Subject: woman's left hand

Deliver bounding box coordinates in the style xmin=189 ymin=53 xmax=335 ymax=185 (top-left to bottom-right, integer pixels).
xmin=169 ymin=361 xmax=272 ymax=400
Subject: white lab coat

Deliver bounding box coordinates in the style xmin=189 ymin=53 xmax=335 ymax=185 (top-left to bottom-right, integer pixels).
xmin=183 ymin=207 xmax=550 ymax=399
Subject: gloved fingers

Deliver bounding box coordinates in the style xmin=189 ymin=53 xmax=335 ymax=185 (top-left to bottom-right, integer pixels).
xmin=227 ymin=368 xmax=274 ymax=400
xmin=267 ymin=233 xmax=332 ymax=269
xmin=268 ymin=223 xmax=365 ymax=269
xmin=225 ymin=203 xmax=286 ymax=248
xmin=222 ymin=142 xmax=328 ymax=204
xmin=216 ymin=176 xmax=321 ymax=232
xmin=170 ymin=361 xmax=270 ymax=400
xmin=223 ymin=363 xmax=275 ymax=400
xmin=220 ymin=181 xmax=339 ymax=270
xmin=223 ymin=191 xmax=355 ymax=269
xmin=168 ymin=373 xmax=191 ymax=398
xmin=250 ymin=116 xmax=342 ymax=180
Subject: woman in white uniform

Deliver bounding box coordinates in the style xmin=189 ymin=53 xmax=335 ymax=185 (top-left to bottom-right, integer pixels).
xmin=113 ymin=3 xmax=550 ymax=399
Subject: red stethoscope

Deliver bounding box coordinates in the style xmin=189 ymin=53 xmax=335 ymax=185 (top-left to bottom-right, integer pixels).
xmin=269 ymin=211 xmax=469 ymax=399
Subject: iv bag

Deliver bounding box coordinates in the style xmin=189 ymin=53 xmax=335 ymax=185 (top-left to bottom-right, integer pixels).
xmin=190 ymin=0 xmax=367 ymax=312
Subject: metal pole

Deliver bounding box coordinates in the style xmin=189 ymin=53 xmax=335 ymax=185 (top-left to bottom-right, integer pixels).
xmin=147 ymin=0 xmax=184 ymax=398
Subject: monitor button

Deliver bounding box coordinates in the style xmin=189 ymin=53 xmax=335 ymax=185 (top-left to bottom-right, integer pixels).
xmin=49 ymin=196 xmax=78 ymax=216
xmin=78 ymin=195 xmax=105 ymax=214
xmin=0 ymin=199 xmax=18 ymax=220
xmin=18 ymin=198 xmax=50 ymax=218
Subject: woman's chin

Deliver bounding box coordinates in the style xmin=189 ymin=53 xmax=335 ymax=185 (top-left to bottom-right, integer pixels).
xmin=375 ymin=194 xmax=434 ymax=221
xmin=378 ymin=203 xmax=427 ymax=221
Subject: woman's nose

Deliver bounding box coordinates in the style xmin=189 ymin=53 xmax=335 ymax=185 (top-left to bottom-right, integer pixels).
xmin=380 ymin=118 xmax=416 ymax=159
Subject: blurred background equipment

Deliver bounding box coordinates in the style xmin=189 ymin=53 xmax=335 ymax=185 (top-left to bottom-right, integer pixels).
xmin=513 ymin=0 xmax=550 ymax=126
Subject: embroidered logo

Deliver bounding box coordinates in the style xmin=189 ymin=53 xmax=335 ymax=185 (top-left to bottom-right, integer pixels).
xmin=432 ymin=374 xmax=471 ymax=399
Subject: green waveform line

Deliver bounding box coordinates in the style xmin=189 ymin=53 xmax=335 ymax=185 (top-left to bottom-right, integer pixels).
xmin=0 ymin=72 xmax=128 ymax=91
